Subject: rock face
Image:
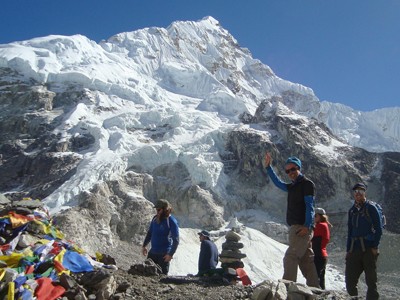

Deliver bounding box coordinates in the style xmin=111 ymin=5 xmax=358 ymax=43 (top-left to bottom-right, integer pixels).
xmin=381 ymin=152 xmax=400 ymax=231
xmin=50 ymin=169 xmax=225 ymax=266
xmin=226 ymin=98 xmax=400 ymax=234
xmin=0 ymin=80 xmax=83 ymax=200
xmin=1 ymin=79 xmax=399 ymax=240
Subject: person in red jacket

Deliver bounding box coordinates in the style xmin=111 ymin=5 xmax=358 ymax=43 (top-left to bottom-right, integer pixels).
xmin=312 ymin=207 xmax=332 ymax=289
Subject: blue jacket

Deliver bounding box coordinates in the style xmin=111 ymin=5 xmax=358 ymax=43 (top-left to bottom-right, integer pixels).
xmin=347 ymin=200 xmax=382 ymax=252
xmin=143 ymin=215 xmax=179 ymax=256
xmin=198 ymin=239 xmax=219 ymax=274
xmin=266 ymin=166 xmax=315 ymax=228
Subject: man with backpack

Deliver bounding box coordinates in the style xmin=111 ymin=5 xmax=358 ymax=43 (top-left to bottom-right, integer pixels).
xmin=142 ymin=199 xmax=180 ymax=275
xmin=346 ymin=182 xmax=382 ymax=300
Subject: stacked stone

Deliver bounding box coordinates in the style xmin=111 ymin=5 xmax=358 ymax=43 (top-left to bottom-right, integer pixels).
xmin=219 ymin=229 xmax=246 ymax=270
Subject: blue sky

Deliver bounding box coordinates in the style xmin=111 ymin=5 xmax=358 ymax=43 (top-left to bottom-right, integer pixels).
xmin=1 ymin=0 xmax=399 ymax=111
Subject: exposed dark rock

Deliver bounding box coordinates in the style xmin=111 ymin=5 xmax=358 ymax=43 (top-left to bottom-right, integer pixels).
xmin=70 ymin=133 xmax=95 ymax=151
xmin=128 ymin=259 xmax=163 ymax=276
xmin=381 ymin=152 xmax=400 ymax=232
xmin=0 ymin=81 xmax=86 ymax=200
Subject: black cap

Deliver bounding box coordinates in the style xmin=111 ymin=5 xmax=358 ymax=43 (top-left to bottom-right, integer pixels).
xmin=198 ymin=230 xmax=210 ymax=237
xmin=352 ymin=182 xmax=367 ymax=191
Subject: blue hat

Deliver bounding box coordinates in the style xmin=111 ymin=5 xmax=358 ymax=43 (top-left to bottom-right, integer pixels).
xmin=352 ymin=182 xmax=367 ymax=190
xmin=285 ymin=156 xmax=302 ymax=169
xmin=198 ymin=230 xmax=210 ymax=237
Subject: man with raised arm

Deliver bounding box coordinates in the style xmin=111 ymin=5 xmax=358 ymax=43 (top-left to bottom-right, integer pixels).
xmin=264 ymin=152 xmax=319 ymax=288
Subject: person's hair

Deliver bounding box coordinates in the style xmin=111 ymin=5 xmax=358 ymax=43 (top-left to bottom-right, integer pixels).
xmin=162 ymin=207 xmax=172 ymax=218
xmin=319 ymin=214 xmax=333 ymax=227
xmin=156 ymin=204 xmax=172 ymax=222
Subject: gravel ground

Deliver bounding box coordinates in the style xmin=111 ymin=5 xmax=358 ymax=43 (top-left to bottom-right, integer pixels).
xmin=110 ymin=268 xmax=355 ymax=300
xmin=109 ymin=244 xmax=399 ymax=300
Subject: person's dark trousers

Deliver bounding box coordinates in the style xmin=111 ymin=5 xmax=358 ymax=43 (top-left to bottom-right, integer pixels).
xmin=345 ymin=248 xmax=379 ymax=300
xmin=314 ymin=256 xmax=327 ymax=289
xmin=148 ymin=252 xmax=170 ymax=275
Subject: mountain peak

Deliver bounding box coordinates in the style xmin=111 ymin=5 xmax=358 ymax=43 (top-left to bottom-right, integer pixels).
xmin=201 ymin=15 xmax=220 ymax=24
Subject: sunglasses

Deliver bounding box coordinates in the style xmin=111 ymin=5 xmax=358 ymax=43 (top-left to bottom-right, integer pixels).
xmin=353 ymin=189 xmax=366 ymax=195
xmin=156 ymin=208 xmax=163 ymax=211
xmin=285 ymin=167 xmax=298 ymax=174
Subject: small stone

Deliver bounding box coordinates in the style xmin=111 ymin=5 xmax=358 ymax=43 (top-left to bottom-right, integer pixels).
xmin=225 ymin=230 xmax=241 ymax=242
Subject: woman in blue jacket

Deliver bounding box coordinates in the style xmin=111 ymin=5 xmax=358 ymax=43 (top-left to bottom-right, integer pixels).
xmin=142 ymin=199 xmax=180 ymax=275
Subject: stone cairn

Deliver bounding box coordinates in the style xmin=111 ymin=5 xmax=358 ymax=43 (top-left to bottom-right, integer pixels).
xmin=219 ymin=229 xmax=246 ymax=271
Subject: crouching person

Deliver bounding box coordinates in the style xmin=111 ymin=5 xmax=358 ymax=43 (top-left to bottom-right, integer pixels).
xmin=197 ymin=230 xmax=219 ymax=276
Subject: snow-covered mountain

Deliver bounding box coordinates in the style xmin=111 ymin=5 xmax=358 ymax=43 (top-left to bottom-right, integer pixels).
xmin=1 ymin=17 xmax=399 ymax=155
xmin=318 ymin=101 xmax=400 ymax=152
xmin=1 ymin=16 xmax=399 ymax=294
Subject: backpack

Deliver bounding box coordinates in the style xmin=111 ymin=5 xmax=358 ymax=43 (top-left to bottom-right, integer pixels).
xmin=364 ymin=200 xmax=386 ymax=230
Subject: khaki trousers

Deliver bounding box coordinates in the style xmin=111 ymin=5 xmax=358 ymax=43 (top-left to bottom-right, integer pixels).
xmin=283 ymin=225 xmax=320 ymax=288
